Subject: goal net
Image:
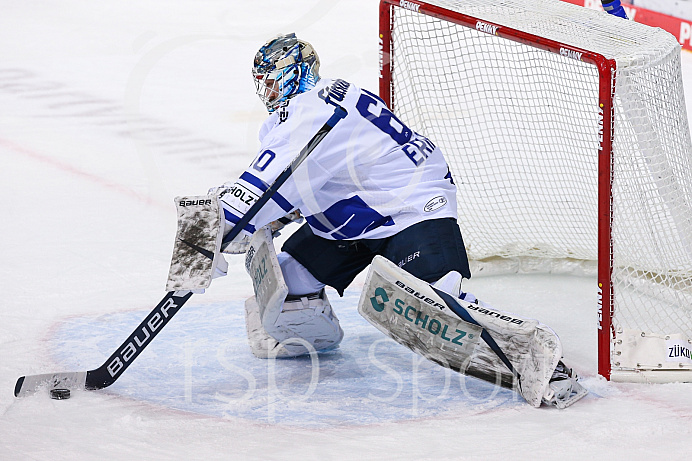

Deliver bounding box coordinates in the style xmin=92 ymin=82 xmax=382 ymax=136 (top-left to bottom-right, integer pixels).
xmin=380 ymin=0 xmax=692 ymax=381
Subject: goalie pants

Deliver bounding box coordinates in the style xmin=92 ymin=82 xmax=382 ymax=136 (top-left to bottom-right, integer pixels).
xmin=281 ymin=218 xmax=471 ymax=296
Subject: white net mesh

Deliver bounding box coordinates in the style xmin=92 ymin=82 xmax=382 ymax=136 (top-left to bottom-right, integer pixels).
xmin=386 ymin=0 xmax=692 ymax=372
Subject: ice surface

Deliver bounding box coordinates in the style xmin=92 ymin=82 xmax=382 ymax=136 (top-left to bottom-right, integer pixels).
xmin=1 ymin=1 xmax=691 ymax=459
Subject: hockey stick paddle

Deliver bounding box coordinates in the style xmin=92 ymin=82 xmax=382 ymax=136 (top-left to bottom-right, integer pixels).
xmin=14 ymin=105 xmax=348 ymax=397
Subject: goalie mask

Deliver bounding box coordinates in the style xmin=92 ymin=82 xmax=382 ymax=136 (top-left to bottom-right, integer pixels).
xmin=252 ymin=33 xmax=320 ymax=113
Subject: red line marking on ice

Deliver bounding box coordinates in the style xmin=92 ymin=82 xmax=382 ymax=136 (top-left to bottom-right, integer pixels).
xmin=0 ymin=137 xmax=166 ymax=209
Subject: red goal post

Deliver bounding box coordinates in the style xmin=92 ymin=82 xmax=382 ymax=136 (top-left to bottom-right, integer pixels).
xmin=379 ymin=0 xmax=692 ymax=382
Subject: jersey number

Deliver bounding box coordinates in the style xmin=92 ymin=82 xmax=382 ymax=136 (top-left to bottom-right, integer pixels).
xmin=356 ymin=90 xmax=438 ymax=167
xmin=356 ymin=90 xmax=412 ymax=145
xmin=253 ymin=150 xmax=276 ymax=172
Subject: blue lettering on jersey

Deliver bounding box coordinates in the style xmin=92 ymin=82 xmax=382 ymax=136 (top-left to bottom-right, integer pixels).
xmin=318 ymin=79 xmax=351 ymax=107
xmin=356 ymin=89 xmax=412 ymax=145
xmin=253 ymin=150 xmax=276 ymax=172
xmin=306 ymin=195 xmax=394 ymax=239
xmin=278 ymin=107 xmax=288 ymax=124
xmin=444 ymin=165 xmax=455 ymax=185
xmin=402 ymin=137 xmax=436 ymax=166
xmin=355 ymin=89 xmax=439 ymax=167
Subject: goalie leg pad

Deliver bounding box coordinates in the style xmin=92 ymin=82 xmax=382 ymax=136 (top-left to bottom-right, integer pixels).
xmin=358 ymin=256 xmax=568 ymax=407
xmin=358 ymin=257 xmax=485 ymax=378
xmin=432 ymin=268 xmax=568 ymax=406
xmin=244 ymin=226 xmax=343 ymax=358
xmin=245 ymin=291 xmax=344 ymax=358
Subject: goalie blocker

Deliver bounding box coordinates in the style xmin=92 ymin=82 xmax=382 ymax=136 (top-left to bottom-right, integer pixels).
xmin=358 ymin=256 xmax=587 ymax=408
xmin=166 ymin=195 xmax=228 ymax=292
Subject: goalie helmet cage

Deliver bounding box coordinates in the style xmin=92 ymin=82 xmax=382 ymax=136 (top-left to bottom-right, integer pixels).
xmin=379 ymin=0 xmax=692 ymax=382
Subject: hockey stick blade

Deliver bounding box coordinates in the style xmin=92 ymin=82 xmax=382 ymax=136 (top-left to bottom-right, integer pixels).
xmin=14 ymin=290 xmax=193 ymax=397
xmin=14 ymin=372 xmax=87 ymax=398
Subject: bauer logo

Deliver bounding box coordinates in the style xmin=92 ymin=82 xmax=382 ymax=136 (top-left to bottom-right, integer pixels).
xmin=179 ymin=199 xmax=212 ymax=207
xmin=476 ymin=21 xmax=499 ymax=35
xmin=424 ymin=196 xmax=447 ymax=212
xmin=106 ymin=297 xmax=180 ymax=377
xmin=244 ymin=245 xmax=256 ymax=272
xmin=395 ymin=280 xmax=447 ymax=311
xmin=560 ymin=47 xmax=583 ymax=61
xmin=465 ymin=303 xmax=525 ymax=325
xmin=399 ymin=0 xmax=420 ymax=13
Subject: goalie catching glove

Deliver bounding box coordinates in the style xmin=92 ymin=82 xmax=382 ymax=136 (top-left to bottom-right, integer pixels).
xmin=208 ymin=181 xmax=303 ymax=254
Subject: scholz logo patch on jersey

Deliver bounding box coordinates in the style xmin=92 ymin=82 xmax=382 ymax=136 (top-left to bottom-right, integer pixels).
xmin=424 ymin=196 xmax=447 ymax=212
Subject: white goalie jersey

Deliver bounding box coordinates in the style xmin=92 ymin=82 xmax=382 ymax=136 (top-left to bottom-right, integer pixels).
xmin=222 ymin=78 xmax=458 ymax=241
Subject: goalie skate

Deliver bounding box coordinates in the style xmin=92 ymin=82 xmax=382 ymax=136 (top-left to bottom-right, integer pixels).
xmin=542 ymin=361 xmax=589 ymax=409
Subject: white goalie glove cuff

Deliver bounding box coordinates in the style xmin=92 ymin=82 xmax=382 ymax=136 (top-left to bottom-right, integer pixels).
xmin=210 ymin=180 xmax=303 ymax=254
xmin=211 ymin=181 xmax=257 ymax=254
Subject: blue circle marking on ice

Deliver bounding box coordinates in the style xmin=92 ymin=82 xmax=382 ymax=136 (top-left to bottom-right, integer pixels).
xmin=50 ymin=290 xmax=521 ymax=427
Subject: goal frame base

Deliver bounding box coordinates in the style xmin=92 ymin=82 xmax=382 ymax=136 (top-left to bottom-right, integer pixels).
xmin=610 ymin=370 xmax=692 ymax=383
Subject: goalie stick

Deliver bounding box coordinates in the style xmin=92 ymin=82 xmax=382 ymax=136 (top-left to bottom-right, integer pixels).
xmin=14 ymin=290 xmax=193 ymax=397
xmin=14 ymin=104 xmax=348 ymax=398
